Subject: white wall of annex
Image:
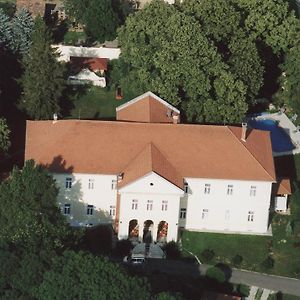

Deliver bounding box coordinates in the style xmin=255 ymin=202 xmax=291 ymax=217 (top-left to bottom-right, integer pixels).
xmin=184 ymin=178 xmax=273 ymax=234
xmin=53 ymin=173 xmax=117 ymax=226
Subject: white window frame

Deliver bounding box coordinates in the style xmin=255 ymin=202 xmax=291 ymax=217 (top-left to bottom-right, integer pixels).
xmin=111 ymin=179 xmax=117 ymax=190
xmin=132 ymin=199 xmax=138 ymax=210
xmin=64 ymin=204 xmax=71 ymax=215
xmin=110 ymin=205 xmax=116 ymax=216
xmin=65 ymin=177 xmax=72 ymax=189
xmin=202 ymin=209 xmax=209 ymax=220
xmin=88 ymin=178 xmax=94 ymax=190
xmin=147 ymin=200 xmax=153 ymax=211
xmin=248 ymin=211 xmax=254 ymax=222
xmin=204 ymin=184 xmax=211 ymax=194
xmin=180 ymin=208 xmax=187 ymax=219
xmin=250 ymin=186 xmax=256 ymax=197
xmin=87 ymin=205 xmax=94 ymax=216
xmin=184 ymin=182 xmax=188 ymax=194
xmin=227 ymin=185 xmax=233 ymax=195
xmin=161 ymin=200 xmax=168 ymax=211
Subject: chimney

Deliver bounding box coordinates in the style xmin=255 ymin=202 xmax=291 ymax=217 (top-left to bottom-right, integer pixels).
xmin=117 ymin=173 xmax=124 ymax=182
xmin=241 ymin=123 xmax=247 ymax=142
xmin=172 ymin=115 xmax=179 ymax=124
xmin=53 ymin=113 xmax=58 ymax=124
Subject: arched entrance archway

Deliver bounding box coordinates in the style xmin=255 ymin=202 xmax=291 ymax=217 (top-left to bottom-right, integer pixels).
xmin=143 ymin=220 xmax=154 ymax=243
xmin=128 ymin=219 xmax=139 ymax=241
xmin=157 ymin=221 xmax=168 ymax=243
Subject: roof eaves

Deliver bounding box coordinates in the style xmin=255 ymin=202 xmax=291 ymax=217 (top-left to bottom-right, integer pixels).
xmin=227 ymin=127 xmax=276 ymax=182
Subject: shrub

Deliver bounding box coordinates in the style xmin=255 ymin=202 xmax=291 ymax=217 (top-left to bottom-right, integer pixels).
xmin=164 ymin=241 xmax=181 ymax=259
xmin=237 ymin=284 xmax=250 ymax=297
xmin=232 ymin=254 xmax=243 ymax=266
xmin=261 ymin=256 xmax=275 ymax=269
xmin=114 ymin=239 xmax=133 ymax=257
xmin=201 ymin=249 xmax=215 ymax=263
xmin=206 ymin=266 xmax=226 ymax=283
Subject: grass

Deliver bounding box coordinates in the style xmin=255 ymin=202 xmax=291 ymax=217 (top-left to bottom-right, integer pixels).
xmin=268 ymin=293 xmax=300 ymax=300
xmin=63 ymin=85 xmax=139 ymax=120
xmin=63 ymin=31 xmax=87 ymax=45
xmin=182 ymin=231 xmax=270 ymax=272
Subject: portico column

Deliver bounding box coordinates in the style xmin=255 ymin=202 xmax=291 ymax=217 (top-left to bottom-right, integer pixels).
xmin=152 ymin=223 xmax=158 ymax=242
xmin=138 ymin=220 xmax=143 ymax=242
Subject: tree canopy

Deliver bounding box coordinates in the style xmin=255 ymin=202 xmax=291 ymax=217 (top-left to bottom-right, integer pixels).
xmin=20 ymin=16 xmax=65 ymax=120
xmin=118 ymin=0 xmax=300 ymax=123
xmin=64 ymin=0 xmax=118 ymax=42
xmin=0 ymin=118 xmax=10 ymax=153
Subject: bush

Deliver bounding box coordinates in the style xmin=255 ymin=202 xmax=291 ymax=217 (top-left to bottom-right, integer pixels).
xmin=237 ymin=284 xmax=250 ymax=297
xmin=201 ymin=249 xmax=215 ymax=263
xmin=261 ymin=256 xmax=275 ymax=269
xmin=114 ymin=239 xmax=133 ymax=257
xmin=164 ymin=241 xmax=181 ymax=259
xmin=206 ymin=266 xmax=226 ymax=283
xmin=232 ymin=254 xmax=243 ymax=266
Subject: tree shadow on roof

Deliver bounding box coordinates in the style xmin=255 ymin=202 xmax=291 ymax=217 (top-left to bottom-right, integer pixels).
xmin=41 ymin=155 xmax=74 ymax=173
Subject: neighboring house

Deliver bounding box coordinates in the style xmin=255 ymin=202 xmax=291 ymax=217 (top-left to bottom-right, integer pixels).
xmin=273 ymin=178 xmax=292 ymax=213
xmin=53 ymin=45 xmax=120 ymax=62
xmin=68 ymin=57 xmax=108 ymax=87
xmin=25 ymin=92 xmax=282 ymax=243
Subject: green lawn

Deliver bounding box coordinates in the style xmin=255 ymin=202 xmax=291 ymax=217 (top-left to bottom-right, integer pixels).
xmin=63 ymin=85 xmax=139 ymax=120
xmin=182 ymin=214 xmax=300 ymax=278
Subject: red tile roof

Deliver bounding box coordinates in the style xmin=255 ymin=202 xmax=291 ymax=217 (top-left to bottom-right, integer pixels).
xmin=116 ymin=92 xmax=180 ymax=123
xmin=25 ymin=120 xmax=276 ymax=185
xmin=274 ymin=178 xmax=292 ymax=195
xmin=118 ymin=143 xmax=183 ymax=189
xmin=70 ymin=57 xmax=108 ymax=72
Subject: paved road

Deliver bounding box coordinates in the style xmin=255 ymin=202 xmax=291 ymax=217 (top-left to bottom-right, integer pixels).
xmin=145 ymin=259 xmax=300 ymax=296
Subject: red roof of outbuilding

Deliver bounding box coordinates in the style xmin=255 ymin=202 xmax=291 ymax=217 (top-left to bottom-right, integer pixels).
xmin=70 ymin=56 xmax=108 ymax=72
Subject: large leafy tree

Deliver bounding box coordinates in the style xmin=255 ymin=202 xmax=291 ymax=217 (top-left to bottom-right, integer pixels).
xmin=20 ymin=16 xmax=65 ymax=120
xmin=0 ymin=118 xmax=10 ymax=153
xmin=64 ymin=0 xmax=118 ymax=42
xmin=10 ymin=8 xmax=34 ymax=55
xmin=84 ymin=0 xmax=117 ymax=42
xmin=118 ymin=0 xmax=247 ymax=123
xmin=118 ymin=0 xmax=300 ymax=123
xmin=36 ymin=250 xmax=151 ymax=300
xmin=0 ymin=160 xmax=72 ymax=249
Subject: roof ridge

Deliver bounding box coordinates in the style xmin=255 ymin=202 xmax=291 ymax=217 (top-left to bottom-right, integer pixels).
xmin=227 ymin=126 xmax=275 ymax=181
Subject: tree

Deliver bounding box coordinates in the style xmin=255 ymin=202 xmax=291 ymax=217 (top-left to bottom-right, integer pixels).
xmin=10 ymin=8 xmax=34 ymax=55
xmin=0 ymin=160 xmax=73 ymax=250
xmin=36 ymin=250 xmax=151 ymax=300
xmin=64 ymin=0 xmax=118 ymax=42
xmin=277 ymin=44 xmax=300 ymax=114
xmin=20 ymin=17 xmax=65 ymax=120
xmin=84 ymin=0 xmax=117 ymax=42
xmin=0 ymin=118 xmax=10 ymax=152
xmin=118 ymin=0 xmax=247 ymax=123
xmin=0 ymin=8 xmax=12 ymax=48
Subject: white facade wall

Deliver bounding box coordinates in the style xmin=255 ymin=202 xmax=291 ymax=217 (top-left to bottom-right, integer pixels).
xmin=53 ymin=173 xmax=117 ymax=227
xmin=118 ymin=172 xmax=184 ymax=242
xmin=185 ymin=178 xmax=273 ymax=234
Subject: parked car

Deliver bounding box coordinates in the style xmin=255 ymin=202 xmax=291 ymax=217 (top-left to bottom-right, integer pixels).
xmin=123 ymin=254 xmax=146 ymax=265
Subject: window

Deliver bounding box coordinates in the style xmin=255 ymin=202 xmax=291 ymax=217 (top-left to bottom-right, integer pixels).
xmin=161 ymin=200 xmax=168 ymax=211
xmin=111 ymin=179 xmax=117 ymax=190
xmin=147 ymin=200 xmax=153 ymax=211
xmin=204 ymin=184 xmax=211 ymax=194
xmin=180 ymin=208 xmax=186 ymax=219
xmin=248 ymin=211 xmax=254 ymax=222
xmin=110 ymin=205 xmax=116 ymax=216
xmin=184 ymin=182 xmax=188 ymax=194
xmin=65 ymin=177 xmax=72 ymax=189
xmin=227 ymin=185 xmax=233 ymax=195
xmin=132 ymin=199 xmax=138 ymax=210
xmin=88 ymin=179 xmax=94 ymax=190
xmin=250 ymin=186 xmax=256 ymax=197
xmin=87 ymin=205 xmax=94 ymax=215
xmin=202 ymin=209 xmax=209 ymax=220
xmin=64 ymin=204 xmax=70 ymax=215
